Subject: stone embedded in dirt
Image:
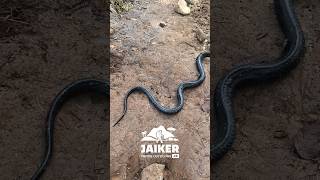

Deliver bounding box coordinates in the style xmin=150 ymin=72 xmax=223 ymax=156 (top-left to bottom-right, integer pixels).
xmin=141 ymin=163 xmax=165 ymax=180
xmin=294 ymin=122 xmax=320 ymax=160
xmin=175 ymin=0 xmax=191 ymax=16
xmin=201 ymin=100 xmax=210 ymax=113
xmin=195 ymin=28 xmax=207 ymax=43
xmin=159 ymin=22 xmax=167 ymax=28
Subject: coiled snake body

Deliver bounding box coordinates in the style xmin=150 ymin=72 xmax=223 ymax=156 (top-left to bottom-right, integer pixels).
xmin=212 ymin=0 xmax=305 ymax=161
xmin=113 ymin=52 xmax=210 ymax=126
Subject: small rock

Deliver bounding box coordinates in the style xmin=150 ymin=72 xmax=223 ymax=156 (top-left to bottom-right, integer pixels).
xmin=159 ymin=22 xmax=167 ymax=28
xmin=131 ymin=47 xmax=138 ymax=51
xmin=110 ymin=28 xmax=115 ymax=35
xmin=185 ymin=0 xmax=194 ymax=5
xmin=195 ymin=28 xmax=207 ymax=43
xmin=141 ymin=163 xmax=165 ymax=180
xmin=201 ymin=100 xmax=210 ymax=113
xmin=175 ymin=0 xmax=191 ymax=16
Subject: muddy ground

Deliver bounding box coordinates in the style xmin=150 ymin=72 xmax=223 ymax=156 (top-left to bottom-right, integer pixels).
xmin=212 ymin=0 xmax=320 ymax=179
xmin=0 ymin=0 xmax=108 ymax=179
xmin=110 ymin=0 xmax=210 ymax=179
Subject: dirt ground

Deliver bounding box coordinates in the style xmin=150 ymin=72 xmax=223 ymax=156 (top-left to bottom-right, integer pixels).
xmin=212 ymin=0 xmax=320 ymax=179
xmin=1 ymin=0 xmax=319 ymax=179
xmin=110 ymin=0 xmax=210 ymax=179
xmin=0 ymin=0 xmax=108 ymax=179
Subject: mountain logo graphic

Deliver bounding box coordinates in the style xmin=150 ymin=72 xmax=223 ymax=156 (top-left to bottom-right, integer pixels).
xmin=141 ymin=125 xmax=178 ymax=143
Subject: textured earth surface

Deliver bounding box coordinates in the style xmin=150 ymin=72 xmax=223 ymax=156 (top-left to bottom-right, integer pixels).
xmin=212 ymin=0 xmax=320 ymax=179
xmin=0 ymin=0 xmax=108 ymax=179
xmin=1 ymin=0 xmax=319 ymax=179
xmin=110 ymin=0 xmax=210 ymax=179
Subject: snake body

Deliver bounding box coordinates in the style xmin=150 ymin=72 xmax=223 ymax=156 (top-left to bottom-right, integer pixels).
xmin=212 ymin=0 xmax=305 ymax=160
xmin=31 ymin=79 xmax=109 ymax=180
xmin=31 ymin=52 xmax=209 ymax=178
xmin=113 ymin=52 xmax=210 ymax=126
xmin=31 ymin=53 xmax=209 ymax=179
xmin=29 ymin=0 xmax=305 ymax=177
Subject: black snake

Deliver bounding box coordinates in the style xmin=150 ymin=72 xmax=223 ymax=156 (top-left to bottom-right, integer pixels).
xmin=212 ymin=0 xmax=305 ymax=161
xmin=30 ymin=0 xmax=305 ymax=178
xmin=113 ymin=52 xmax=210 ymax=126
xmin=31 ymin=52 xmax=210 ymax=179
xmin=31 ymin=79 xmax=109 ymax=180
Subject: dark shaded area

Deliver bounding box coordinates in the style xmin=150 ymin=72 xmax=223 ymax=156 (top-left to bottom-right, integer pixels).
xmin=0 ymin=0 xmax=109 ymax=179
xmin=212 ymin=0 xmax=320 ymax=179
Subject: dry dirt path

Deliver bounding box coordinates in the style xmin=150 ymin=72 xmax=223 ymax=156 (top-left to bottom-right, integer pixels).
xmin=110 ymin=0 xmax=210 ymax=179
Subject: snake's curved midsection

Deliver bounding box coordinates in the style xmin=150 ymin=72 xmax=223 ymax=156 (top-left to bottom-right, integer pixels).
xmin=125 ymin=52 xmax=210 ymax=114
xmin=212 ymin=0 xmax=305 ymax=161
xmin=31 ymin=79 xmax=109 ymax=180
xmin=118 ymin=52 xmax=210 ymax=121
xmin=135 ymin=52 xmax=210 ymax=114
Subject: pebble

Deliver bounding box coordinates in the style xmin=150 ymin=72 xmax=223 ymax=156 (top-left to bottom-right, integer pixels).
xmin=110 ymin=27 xmax=115 ymax=35
xmin=141 ymin=163 xmax=165 ymax=180
xmin=159 ymin=22 xmax=167 ymax=28
xmin=175 ymin=0 xmax=191 ymax=16
xmin=195 ymin=28 xmax=207 ymax=43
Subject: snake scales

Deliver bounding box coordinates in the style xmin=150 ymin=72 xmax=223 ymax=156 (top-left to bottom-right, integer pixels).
xmin=212 ymin=0 xmax=305 ymax=160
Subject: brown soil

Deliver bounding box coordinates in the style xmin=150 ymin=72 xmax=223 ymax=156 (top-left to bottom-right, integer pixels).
xmin=0 ymin=0 xmax=108 ymax=179
xmin=212 ymin=0 xmax=320 ymax=179
xmin=110 ymin=0 xmax=210 ymax=179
